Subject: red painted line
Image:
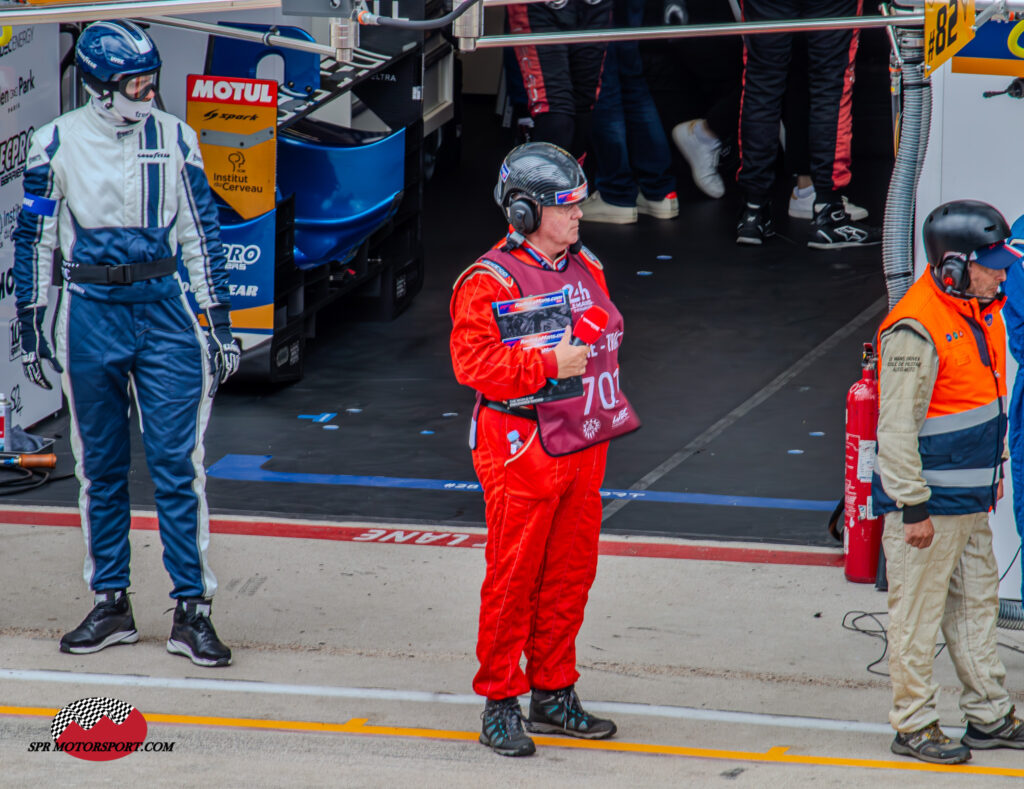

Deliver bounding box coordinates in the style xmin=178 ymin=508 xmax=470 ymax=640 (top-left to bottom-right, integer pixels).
xmin=0 ymin=509 xmax=843 ymax=567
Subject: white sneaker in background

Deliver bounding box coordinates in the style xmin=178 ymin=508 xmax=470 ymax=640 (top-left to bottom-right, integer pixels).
xmin=637 ymin=191 xmax=679 ymax=219
xmin=580 ymin=192 xmax=638 ymax=224
xmin=788 ymin=188 xmax=868 ymax=221
xmin=671 ymin=120 xmax=725 ymax=199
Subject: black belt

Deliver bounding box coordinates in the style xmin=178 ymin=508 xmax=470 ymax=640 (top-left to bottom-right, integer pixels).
xmin=483 ymin=399 xmax=538 ymax=421
xmin=64 ymin=257 xmax=178 ymax=285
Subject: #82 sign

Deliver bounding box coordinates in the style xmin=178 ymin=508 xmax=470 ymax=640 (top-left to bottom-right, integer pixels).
xmin=925 ymin=0 xmax=977 ymax=75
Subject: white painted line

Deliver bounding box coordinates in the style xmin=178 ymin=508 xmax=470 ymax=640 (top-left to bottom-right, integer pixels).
xmin=0 ymin=667 xmax=928 ymax=736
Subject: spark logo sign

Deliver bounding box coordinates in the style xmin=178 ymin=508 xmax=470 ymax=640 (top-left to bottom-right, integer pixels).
xmin=49 ymin=697 xmax=148 ymax=761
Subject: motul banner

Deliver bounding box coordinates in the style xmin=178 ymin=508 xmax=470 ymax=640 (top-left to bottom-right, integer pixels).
xmin=185 ymin=75 xmax=277 ymax=220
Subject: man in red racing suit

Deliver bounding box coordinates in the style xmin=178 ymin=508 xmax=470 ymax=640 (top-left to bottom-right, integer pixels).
xmin=450 ymin=142 xmax=638 ymax=757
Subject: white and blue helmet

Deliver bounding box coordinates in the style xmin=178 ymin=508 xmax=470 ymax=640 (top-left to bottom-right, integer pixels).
xmin=76 ymin=20 xmax=161 ymax=118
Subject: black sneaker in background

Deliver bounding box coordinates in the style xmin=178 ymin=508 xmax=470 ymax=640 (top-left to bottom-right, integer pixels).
xmin=526 ymin=685 xmax=617 ymax=740
xmin=808 ymin=202 xmax=882 ymax=249
xmin=736 ymin=202 xmax=774 ymax=246
xmin=479 ymin=697 xmax=536 ymax=757
xmin=59 ymin=590 xmax=138 ymax=654
xmin=166 ymin=598 xmax=232 ymax=667
xmin=891 ymin=723 xmax=971 ymax=764
xmin=962 ymin=708 xmax=1024 ymax=749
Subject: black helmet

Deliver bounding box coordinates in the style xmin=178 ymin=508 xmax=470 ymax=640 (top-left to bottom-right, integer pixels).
xmin=494 ymin=143 xmax=587 ymax=234
xmin=922 ymin=200 xmax=1010 ymax=265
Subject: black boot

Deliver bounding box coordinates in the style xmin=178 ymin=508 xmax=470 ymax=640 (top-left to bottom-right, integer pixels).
xmin=891 ymin=723 xmax=971 ymax=764
xmin=59 ymin=590 xmax=138 ymax=654
xmin=962 ymin=707 xmax=1024 ymax=750
xmin=479 ymin=697 xmax=536 ymax=757
xmin=526 ymin=685 xmax=617 ymax=739
xmin=808 ymin=201 xmax=882 ymax=249
xmin=166 ymin=598 xmax=232 ymax=667
xmin=736 ymin=201 xmax=774 ymax=246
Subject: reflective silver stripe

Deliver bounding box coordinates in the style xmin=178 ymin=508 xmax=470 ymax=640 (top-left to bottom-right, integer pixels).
xmin=919 ymin=397 xmax=1004 ymax=437
xmin=922 ymin=468 xmax=997 ymax=488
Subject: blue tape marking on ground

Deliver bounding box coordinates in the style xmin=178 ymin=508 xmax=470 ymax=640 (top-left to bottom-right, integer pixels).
xmin=298 ymin=413 xmax=337 ymax=423
xmin=207 ymin=454 xmax=836 ymax=512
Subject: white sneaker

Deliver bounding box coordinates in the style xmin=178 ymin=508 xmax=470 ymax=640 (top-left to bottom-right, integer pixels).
xmin=581 ymin=192 xmax=637 ymax=224
xmin=671 ymin=120 xmax=724 ymax=199
xmin=637 ymin=191 xmax=679 ymax=219
xmin=788 ymin=189 xmax=867 ymax=221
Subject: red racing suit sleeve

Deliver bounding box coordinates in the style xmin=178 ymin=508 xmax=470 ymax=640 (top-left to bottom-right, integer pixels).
xmin=450 ymin=268 xmax=560 ymax=401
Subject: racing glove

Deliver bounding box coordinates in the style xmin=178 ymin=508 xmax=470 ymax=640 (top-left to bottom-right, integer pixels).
xmin=18 ymin=306 xmax=63 ymax=391
xmin=206 ymin=304 xmax=240 ymax=384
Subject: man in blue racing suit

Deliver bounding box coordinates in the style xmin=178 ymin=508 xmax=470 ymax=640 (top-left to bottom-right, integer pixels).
xmin=13 ymin=20 xmax=239 ymax=667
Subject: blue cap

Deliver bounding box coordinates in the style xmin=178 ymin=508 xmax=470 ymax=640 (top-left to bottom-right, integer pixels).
xmin=972 ymin=240 xmax=1024 ymax=270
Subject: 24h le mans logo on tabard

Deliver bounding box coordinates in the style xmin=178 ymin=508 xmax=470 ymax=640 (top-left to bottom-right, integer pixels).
xmin=27 ymin=697 xmax=174 ymax=760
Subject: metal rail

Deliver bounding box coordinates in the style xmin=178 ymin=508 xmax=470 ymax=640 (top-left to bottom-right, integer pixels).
xmin=142 ymin=15 xmax=334 ymax=57
xmin=476 ymin=14 xmax=927 ymax=49
xmin=0 ymin=0 xmax=279 ymax=24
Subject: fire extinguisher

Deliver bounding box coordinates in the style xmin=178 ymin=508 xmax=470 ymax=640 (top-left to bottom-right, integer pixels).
xmin=843 ymin=343 xmax=884 ymax=583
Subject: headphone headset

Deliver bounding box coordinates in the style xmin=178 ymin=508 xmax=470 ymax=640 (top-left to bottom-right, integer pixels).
xmin=936 ymin=252 xmax=971 ymax=295
xmin=506 ymin=193 xmax=541 ymax=235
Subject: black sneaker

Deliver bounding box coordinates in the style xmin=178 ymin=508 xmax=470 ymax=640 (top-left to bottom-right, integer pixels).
xmin=736 ymin=202 xmax=774 ymax=245
xmin=526 ymin=685 xmax=617 ymax=740
xmin=479 ymin=697 xmax=536 ymax=757
xmin=59 ymin=590 xmax=138 ymax=654
xmin=808 ymin=202 xmax=882 ymax=249
xmin=891 ymin=723 xmax=971 ymax=764
xmin=166 ymin=598 xmax=232 ymax=667
xmin=962 ymin=707 xmax=1024 ymax=750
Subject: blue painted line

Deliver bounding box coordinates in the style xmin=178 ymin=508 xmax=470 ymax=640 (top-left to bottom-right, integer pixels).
xmin=298 ymin=413 xmax=337 ymax=423
xmin=207 ymin=454 xmax=836 ymax=512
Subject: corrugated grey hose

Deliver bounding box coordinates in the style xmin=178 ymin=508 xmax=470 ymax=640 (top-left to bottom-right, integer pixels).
xmin=882 ymin=57 xmax=929 ymax=309
xmin=998 ymin=598 xmax=1024 ymax=630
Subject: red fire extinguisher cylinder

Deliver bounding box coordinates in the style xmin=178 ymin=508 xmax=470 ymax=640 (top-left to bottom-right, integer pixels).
xmin=843 ymin=343 xmax=884 ymax=583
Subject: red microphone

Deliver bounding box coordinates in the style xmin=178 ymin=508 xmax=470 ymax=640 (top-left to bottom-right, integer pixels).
xmin=571 ymin=306 xmax=609 ymax=346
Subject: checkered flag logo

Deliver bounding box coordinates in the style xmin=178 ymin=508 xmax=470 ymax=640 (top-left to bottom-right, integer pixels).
xmin=51 ymin=697 xmax=134 ymax=741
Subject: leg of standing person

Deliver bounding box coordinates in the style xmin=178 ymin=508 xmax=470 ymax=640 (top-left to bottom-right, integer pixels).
xmin=509 ymin=2 xmax=577 ymax=152
xmin=54 ymin=295 xmax=140 ymax=655
xmin=472 ymin=410 xmax=559 ymax=700
xmin=784 ymin=36 xmax=868 ymax=220
xmin=617 ymin=0 xmax=677 ymax=219
xmin=132 ymin=297 xmax=230 ymax=667
xmin=803 ymin=0 xmax=880 ymax=248
xmin=522 ymin=440 xmax=616 ymax=739
xmin=671 ymin=0 xmax=742 ymax=198
xmin=736 ymin=0 xmax=797 ymax=244
xmin=883 ymin=513 xmax=972 ymax=763
xmin=940 ymin=514 xmax=1015 ymax=732
xmin=585 ymin=44 xmax=641 ymax=224
xmin=567 ymin=0 xmax=612 ymax=158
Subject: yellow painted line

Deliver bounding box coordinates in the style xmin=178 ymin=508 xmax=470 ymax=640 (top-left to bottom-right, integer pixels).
xmin=4 ymin=705 xmax=1024 ymax=778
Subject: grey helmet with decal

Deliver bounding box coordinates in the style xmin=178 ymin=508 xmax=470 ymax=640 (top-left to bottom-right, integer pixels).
xmin=494 ymin=142 xmax=588 ymax=236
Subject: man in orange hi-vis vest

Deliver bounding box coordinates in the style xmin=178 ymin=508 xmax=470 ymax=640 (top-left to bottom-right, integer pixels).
xmin=873 ymin=200 xmax=1024 ymax=764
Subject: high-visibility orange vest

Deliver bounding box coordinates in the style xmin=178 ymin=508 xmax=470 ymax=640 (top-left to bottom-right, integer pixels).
xmin=872 ymin=271 xmax=1006 ymax=516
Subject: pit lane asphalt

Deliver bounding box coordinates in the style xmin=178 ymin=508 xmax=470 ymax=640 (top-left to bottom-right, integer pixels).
xmin=2 ymin=517 xmax=1023 ymax=787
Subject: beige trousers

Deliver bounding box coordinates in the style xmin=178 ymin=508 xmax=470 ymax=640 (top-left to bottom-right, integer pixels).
xmin=883 ymin=511 xmax=1011 ymax=733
